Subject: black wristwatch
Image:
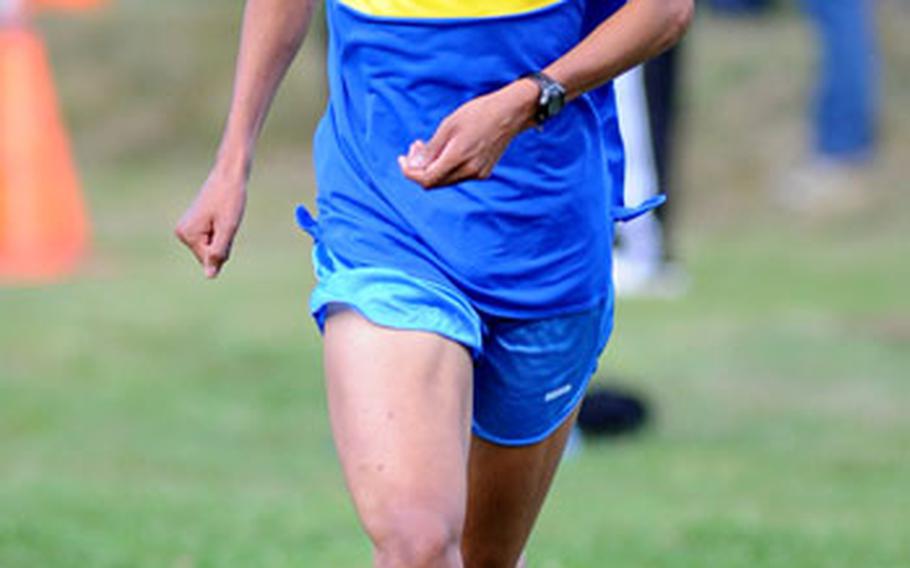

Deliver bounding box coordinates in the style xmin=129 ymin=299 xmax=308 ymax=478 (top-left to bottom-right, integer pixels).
xmin=524 ymin=71 xmax=567 ymax=125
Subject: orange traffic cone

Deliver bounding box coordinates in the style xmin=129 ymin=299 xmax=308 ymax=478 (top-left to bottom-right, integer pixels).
xmin=30 ymin=0 xmax=106 ymax=11
xmin=0 ymin=26 xmax=89 ymax=283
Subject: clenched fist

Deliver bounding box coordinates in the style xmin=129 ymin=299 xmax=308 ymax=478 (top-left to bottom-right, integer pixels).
xmin=175 ymin=169 xmax=247 ymax=279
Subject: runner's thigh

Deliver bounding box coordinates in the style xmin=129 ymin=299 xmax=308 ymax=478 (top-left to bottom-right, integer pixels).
xmin=323 ymin=306 xmax=474 ymax=538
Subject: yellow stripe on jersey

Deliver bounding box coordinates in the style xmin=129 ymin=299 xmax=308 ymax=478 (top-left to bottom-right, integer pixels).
xmin=339 ymin=0 xmax=563 ymax=19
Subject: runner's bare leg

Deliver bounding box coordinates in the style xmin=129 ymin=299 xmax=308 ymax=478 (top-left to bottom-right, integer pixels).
xmin=462 ymin=409 xmax=580 ymax=567
xmin=324 ymin=307 xmax=473 ymax=568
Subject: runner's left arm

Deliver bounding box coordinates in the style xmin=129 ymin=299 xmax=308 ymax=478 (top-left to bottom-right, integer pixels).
xmin=401 ymin=0 xmax=694 ymax=189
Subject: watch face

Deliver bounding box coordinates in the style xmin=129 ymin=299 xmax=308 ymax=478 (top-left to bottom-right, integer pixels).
xmin=548 ymin=93 xmax=564 ymax=116
xmin=544 ymin=84 xmax=565 ymax=118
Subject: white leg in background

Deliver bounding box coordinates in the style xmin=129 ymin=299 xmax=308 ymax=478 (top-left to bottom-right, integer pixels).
xmin=614 ymin=66 xmax=665 ymax=291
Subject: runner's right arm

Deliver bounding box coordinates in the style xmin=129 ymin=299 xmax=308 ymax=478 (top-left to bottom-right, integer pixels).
xmin=176 ymin=0 xmax=318 ymax=279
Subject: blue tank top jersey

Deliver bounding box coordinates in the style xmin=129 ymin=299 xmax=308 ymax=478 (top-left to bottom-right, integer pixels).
xmin=298 ymin=0 xmax=661 ymax=319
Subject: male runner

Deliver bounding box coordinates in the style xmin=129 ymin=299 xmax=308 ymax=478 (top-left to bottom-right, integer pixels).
xmin=176 ymin=1 xmax=692 ymax=566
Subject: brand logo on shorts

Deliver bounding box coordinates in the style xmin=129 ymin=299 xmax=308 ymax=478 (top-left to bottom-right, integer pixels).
xmin=544 ymin=383 xmax=573 ymax=403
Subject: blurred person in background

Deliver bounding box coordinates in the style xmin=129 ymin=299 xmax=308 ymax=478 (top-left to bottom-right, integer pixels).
xmin=612 ymin=46 xmax=687 ymax=298
xmin=710 ymin=0 xmax=880 ymax=211
xmin=708 ymin=0 xmax=771 ymax=14
xmin=174 ymin=0 xmax=693 ymax=566
xmin=576 ymin=48 xmax=688 ymax=443
xmin=782 ymin=0 xmax=879 ymax=212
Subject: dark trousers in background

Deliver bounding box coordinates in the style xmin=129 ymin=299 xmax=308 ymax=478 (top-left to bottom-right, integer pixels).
xmin=709 ymin=0 xmax=879 ymax=161
xmin=643 ymin=47 xmax=681 ymax=260
xmin=801 ymin=0 xmax=878 ymax=161
xmin=708 ymin=0 xmax=772 ymax=14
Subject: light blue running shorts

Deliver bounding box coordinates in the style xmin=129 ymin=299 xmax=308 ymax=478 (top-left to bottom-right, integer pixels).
xmin=305 ymin=237 xmax=615 ymax=447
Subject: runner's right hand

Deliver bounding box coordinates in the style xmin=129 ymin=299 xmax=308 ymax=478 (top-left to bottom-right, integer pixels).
xmin=175 ymin=169 xmax=248 ymax=279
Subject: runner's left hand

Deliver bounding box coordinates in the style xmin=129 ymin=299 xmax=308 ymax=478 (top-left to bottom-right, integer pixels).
xmin=400 ymin=79 xmax=539 ymax=189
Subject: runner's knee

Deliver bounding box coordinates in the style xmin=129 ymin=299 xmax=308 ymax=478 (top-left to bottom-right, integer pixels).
xmin=368 ymin=505 xmax=462 ymax=567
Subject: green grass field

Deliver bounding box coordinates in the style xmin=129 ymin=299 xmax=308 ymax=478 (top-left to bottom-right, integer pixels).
xmin=2 ymin=2 xmax=909 ymax=566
